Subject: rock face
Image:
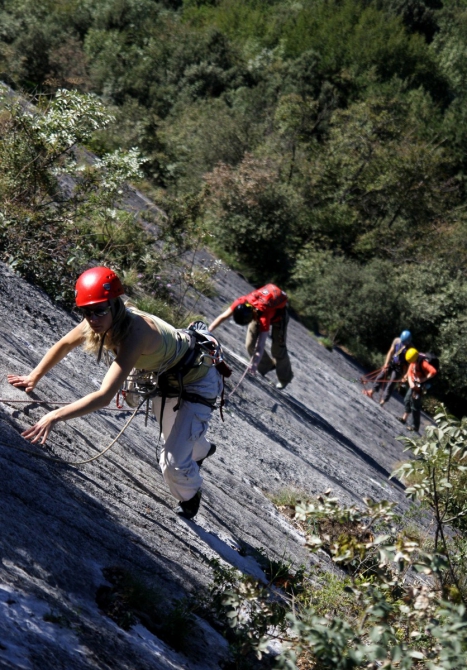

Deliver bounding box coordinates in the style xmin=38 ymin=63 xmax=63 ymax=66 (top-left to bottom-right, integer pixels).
xmin=0 ymin=260 xmax=420 ymax=669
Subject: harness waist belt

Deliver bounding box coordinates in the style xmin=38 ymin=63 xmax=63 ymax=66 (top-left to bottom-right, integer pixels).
xmin=180 ymin=391 xmax=217 ymax=409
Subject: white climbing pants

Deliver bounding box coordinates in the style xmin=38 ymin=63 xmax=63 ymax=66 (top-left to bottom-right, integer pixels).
xmin=152 ymin=366 xmax=222 ymax=502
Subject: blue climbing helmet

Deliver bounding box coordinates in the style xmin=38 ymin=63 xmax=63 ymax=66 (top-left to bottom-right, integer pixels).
xmin=400 ymin=330 xmax=412 ymax=343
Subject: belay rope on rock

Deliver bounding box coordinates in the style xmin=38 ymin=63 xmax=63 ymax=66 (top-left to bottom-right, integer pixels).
xmin=226 ymin=354 xmax=254 ymax=401
xmin=0 ymin=395 xmax=148 ymax=465
xmin=360 ymin=368 xmax=406 ymax=386
xmin=360 ymin=366 xmax=407 ymax=404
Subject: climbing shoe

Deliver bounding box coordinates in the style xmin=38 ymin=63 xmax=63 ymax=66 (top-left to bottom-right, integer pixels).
xmin=276 ymin=381 xmax=289 ymax=390
xmin=175 ymin=490 xmax=202 ymax=520
xmin=196 ymin=443 xmax=217 ymax=468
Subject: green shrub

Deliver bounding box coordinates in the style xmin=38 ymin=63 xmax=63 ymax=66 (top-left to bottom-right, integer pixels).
xmin=292 ymin=250 xmax=401 ymax=349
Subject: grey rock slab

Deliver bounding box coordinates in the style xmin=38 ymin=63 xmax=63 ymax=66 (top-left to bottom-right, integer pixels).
xmin=0 ymin=257 xmax=414 ymax=669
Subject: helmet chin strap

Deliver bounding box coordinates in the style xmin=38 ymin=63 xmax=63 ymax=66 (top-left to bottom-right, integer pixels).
xmin=97 ymin=300 xmax=115 ymax=364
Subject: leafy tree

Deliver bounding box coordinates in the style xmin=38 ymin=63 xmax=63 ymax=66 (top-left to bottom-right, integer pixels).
xmin=397 ymin=263 xmax=467 ymax=404
xmin=0 ymin=88 xmax=146 ymax=300
xmin=298 ymin=91 xmax=457 ymax=259
xmin=376 ymin=0 xmax=442 ymax=42
xmin=204 ymin=154 xmax=305 ymax=283
xmin=292 ymin=250 xmax=401 ymax=349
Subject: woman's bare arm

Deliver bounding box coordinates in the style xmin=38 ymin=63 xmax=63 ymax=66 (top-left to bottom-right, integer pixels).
xmin=19 ymin=322 xmax=151 ymax=444
xmin=7 ymin=323 xmax=86 ymax=393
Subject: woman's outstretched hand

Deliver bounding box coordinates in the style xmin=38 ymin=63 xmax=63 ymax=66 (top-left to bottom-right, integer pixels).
xmin=7 ymin=373 xmax=38 ymax=394
xmin=21 ymin=410 xmax=59 ymax=444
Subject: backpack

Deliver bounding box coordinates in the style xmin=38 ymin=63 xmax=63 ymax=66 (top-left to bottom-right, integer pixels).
xmin=252 ymin=284 xmax=288 ymax=311
xmin=185 ymin=320 xmax=232 ymax=379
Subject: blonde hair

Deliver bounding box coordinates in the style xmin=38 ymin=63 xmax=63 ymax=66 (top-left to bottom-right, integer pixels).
xmin=82 ymin=297 xmax=133 ymax=360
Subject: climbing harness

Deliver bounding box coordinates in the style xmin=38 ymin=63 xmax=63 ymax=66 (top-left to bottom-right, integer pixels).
xmin=120 ymin=321 xmax=232 ymax=432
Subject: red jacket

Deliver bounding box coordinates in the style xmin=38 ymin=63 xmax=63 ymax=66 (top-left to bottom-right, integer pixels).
xmin=231 ymin=284 xmax=288 ymax=332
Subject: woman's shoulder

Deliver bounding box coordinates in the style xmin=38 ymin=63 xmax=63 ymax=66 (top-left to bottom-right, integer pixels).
xmin=124 ymin=310 xmax=163 ymax=344
xmin=66 ymin=321 xmax=88 ymax=342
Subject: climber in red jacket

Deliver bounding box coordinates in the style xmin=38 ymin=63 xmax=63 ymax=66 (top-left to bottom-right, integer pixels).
xmin=209 ymin=284 xmax=293 ymax=389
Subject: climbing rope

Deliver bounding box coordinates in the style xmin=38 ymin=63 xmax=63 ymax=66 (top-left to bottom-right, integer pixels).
xmin=360 ymin=367 xmax=384 ymax=384
xmin=1 ymin=395 xmax=148 ymax=466
xmin=360 ymin=368 xmax=406 ymax=386
xmin=226 ymin=354 xmax=254 ymax=401
xmin=360 ymin=367 xmax=407 ymax=406
xmin=0 ymin=398 xmax=140 ymax=411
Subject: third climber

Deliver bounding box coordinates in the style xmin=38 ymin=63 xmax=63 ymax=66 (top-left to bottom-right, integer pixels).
xmin=363 ymin=330 xmax=412 ymax=406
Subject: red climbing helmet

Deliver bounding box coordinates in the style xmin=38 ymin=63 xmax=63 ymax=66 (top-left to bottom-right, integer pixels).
xmin=75 ymin=267 xmax=124 ymax=307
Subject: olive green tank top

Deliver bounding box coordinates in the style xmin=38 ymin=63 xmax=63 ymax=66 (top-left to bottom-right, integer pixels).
xmin=128 ymin=307 xmax=210 ymax=386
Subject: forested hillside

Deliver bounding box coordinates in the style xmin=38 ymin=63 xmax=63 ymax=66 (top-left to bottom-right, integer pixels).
xmin=1 ymin=0 xmax=467 ymax=410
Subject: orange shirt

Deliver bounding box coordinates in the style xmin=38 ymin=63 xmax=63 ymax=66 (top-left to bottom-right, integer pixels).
xmin=408 ymin=359 xmax=437 ymax=382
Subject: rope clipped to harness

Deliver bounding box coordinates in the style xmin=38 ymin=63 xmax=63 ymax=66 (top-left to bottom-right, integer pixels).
xmin=119 ymin=321 xmax=232 ymax=428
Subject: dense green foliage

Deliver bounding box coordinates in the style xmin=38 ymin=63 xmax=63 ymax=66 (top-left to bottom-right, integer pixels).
xmin=0 ymin=87 xmax=218 ymax=324
xmin=201 ymin=409 xmax=467 ymax=668
xmin=1 ymin=0 xmax=467 ymax=408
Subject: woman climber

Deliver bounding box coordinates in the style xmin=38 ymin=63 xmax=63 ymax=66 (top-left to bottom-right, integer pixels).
xmin=7 ymin=266 xmax=221 ymax=519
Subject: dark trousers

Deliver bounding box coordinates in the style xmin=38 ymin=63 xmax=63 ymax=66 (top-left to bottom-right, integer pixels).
xmin=373 ymin=365 xmax=404 ymax=402
xmin=404 ymin=387 xmax=422 ymax=431
xmin=373 ymin=365 xmax=402 ymax=403
xmin=246 ymin=309 xmax=293 ymax=385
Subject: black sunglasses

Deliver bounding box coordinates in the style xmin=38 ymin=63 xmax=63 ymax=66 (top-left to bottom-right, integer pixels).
xmin=79 ymin=306 xmax=111 ymax=319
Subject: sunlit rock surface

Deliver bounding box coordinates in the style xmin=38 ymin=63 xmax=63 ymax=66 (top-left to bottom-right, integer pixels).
xmin=0 ymin=257 xmax=419 ymax=669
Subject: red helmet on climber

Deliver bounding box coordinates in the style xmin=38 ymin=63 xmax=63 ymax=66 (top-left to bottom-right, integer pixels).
xmin=74 ymin=267 xmax=124 ymax=307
